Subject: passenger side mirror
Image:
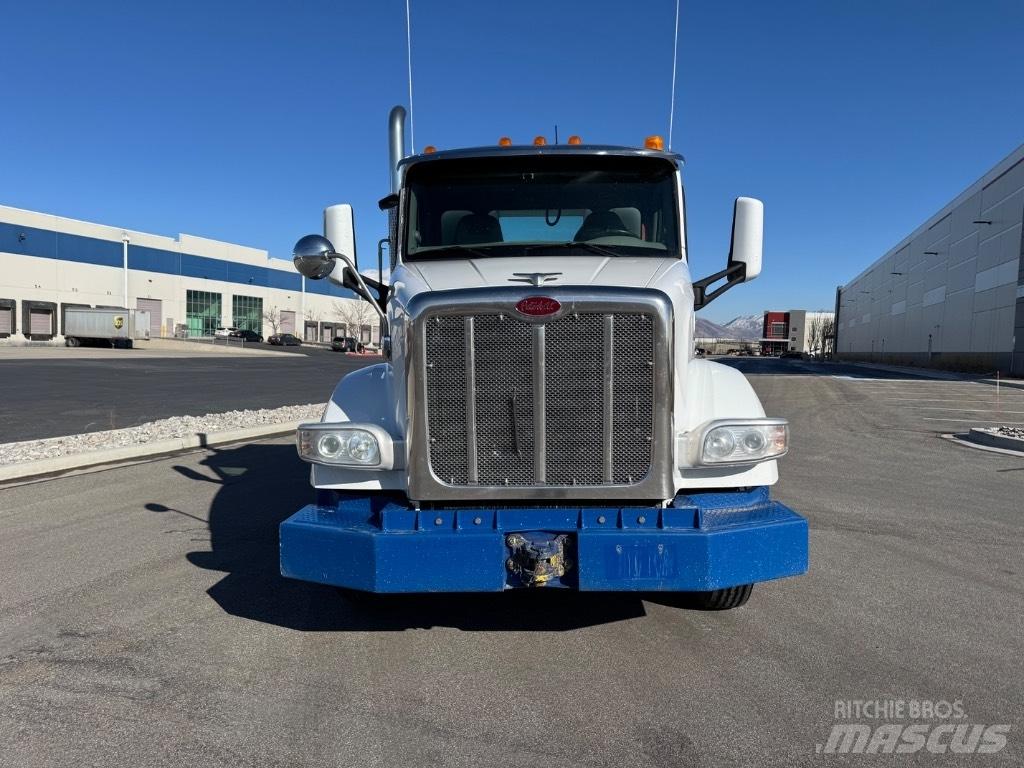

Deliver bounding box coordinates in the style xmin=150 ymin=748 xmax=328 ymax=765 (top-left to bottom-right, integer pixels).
xmin=729 ymin=197 xmax=763 ymax=282
xmin=692 ymin=196 xmax=764 ymax=310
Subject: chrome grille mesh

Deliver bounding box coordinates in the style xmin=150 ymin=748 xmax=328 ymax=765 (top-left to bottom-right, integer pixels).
xmin=473 ymin=315 xmax=535 ymax=485
xmin=422 ymin=309 xmax=655 ymax=488
xmin=424 ymin=317 xmax=468 ymax=484
xmin=544 ymin=314 xmax=606 ymax=485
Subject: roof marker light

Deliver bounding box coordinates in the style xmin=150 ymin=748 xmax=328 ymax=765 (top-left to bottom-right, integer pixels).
xmin=498 ymin=136 xmax=513 ymax=146
xmin=533 ymin=136 xmax=547 ymax=146
xmin=423 ymin=145 xmax=437 ymax=154
xmin=567 ymin=135 xmax=582 ymax=145
xmin=644 ymin=135 xmax=665 ymax=150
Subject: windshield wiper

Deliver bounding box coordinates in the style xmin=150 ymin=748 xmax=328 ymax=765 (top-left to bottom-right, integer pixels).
xmin=524 ymin=241 xmax=623 ymax=258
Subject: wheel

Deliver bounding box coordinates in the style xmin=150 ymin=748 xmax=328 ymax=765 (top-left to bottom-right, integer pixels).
xmin=682 ymin=584 xmax=753 ymax=610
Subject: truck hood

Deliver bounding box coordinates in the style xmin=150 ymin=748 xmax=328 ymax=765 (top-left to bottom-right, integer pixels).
xmin=403 ymin=255 xmax=677 ymax=291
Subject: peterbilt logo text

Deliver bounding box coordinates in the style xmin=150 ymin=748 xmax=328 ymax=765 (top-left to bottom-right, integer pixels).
xmin=515 ymin=297 xmax=561 ymax=316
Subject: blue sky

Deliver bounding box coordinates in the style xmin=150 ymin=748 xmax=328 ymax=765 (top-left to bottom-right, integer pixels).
xmin=2 ymin=0 xmax=1022 ymax=323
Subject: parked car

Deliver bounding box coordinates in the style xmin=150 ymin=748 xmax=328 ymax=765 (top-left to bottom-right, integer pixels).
xmin=268 ymin=333 xmax=302 ymax=346
xmin=214 ymin=326 xmax=238 ymax=338
xmin=781 ymin=350 xmax=804 ymax=359
xmin=229 ymin=329 xmax=263 ymax=343
xmin=331 ymin=336 xmax=364 ymax=353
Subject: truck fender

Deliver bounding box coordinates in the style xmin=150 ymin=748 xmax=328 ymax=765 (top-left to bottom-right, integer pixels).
xmin=311 ymin=363 xmax=406 ymax=491
xmin=324 ymin=363 xmax=401 ymax=433
xmin=681 ymin=358 xmax=766 ymax=426
xmin=674 ymin=359 xmax=779 ymax=486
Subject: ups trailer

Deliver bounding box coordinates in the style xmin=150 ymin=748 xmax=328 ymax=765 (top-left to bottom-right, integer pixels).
xmin=64 ymin=308 xmax=150 ymax=348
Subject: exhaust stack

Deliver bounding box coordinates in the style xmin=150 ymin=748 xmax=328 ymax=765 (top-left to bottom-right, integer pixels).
xmin=388 ymin=106 xmax=407 ymax=195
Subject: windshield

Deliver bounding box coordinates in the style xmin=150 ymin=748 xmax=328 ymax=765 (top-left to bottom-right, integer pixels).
xmin=403 ymin=154 xmax=680 ymax=261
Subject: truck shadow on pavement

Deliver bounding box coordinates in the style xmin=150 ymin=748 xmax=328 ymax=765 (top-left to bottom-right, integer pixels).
xmin=174 ymin=442 xmax=653 ymax=632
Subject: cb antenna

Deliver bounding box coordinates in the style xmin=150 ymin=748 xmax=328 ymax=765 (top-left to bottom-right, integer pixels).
xmin=405 ymin=0 xmax=416 ymax=151
xmin=668 ymin=0 xmax=680 ymax=150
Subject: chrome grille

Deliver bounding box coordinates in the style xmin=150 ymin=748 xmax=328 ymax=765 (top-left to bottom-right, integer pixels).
xmin=422 ymin=309 xmax=655 ymax=489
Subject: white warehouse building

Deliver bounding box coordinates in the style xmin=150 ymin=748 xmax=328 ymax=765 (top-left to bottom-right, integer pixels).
xmin=836 ymin=143 xmax=1024 ymax=375
xmin=0 ymin=204 xmax=379 ymax=345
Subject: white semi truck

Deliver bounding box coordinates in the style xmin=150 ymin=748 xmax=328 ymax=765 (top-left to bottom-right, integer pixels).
xmin=280 ymin=107 xmax=807 ymax=608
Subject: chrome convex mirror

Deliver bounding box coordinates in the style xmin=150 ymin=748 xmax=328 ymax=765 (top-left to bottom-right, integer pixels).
xmin=293 ymin=234 xmax=338 ymax=280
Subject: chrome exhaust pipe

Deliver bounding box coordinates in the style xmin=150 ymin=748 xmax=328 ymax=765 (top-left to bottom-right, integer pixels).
xmin=388 ymin=105 xmax=407 ymax=195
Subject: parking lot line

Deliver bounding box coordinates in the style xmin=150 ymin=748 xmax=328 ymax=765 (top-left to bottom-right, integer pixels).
xmin=906 ymin=407 xmax=1024 ymax=414
xmin=923 ymin=417 xmax=1024 ymax=423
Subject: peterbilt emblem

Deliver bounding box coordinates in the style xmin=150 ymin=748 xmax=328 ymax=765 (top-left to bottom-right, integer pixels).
xmin=509 ymin=271 xmax=562 ymax=287
xmin=515 ymin=297 xmax=561 ymax=316
xmin=113 ymin=316 xmax=124 ymax=329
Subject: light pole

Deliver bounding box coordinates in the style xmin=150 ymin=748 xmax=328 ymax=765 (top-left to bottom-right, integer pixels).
xmin=121 ymin=232 xmax=130 ymax=310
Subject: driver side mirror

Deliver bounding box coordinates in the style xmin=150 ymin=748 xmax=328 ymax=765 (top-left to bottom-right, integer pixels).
xmin=293 ymin=234 xmax=338 ymax=280
xmin=693 ymin=196 xmax=764 ymax=309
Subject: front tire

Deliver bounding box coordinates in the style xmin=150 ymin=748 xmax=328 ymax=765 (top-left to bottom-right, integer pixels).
xmin=686 ymin=584 xmax=753 ymax=610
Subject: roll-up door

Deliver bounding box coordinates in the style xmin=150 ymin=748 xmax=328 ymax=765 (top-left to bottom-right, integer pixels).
xmin=31 ymin=309 xmax=53 ymax=335
xmin=280 ymin=310 xmax=296 ymax=334
xmin=136 ymin=298 xmax=163 ymax=337
xmin=0 ymin=301 xmax=13 ymax=335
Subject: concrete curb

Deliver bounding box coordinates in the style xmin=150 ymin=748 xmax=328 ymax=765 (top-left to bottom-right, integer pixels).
xmin=831 ymin=360 xmax=1024 ymax=388
xmin=966 ymin=428 xmax=1024 ymax=453
xmin=0 ymin=420 xmax=305 ymax=484
xmin=827 ymin=360 xmax=966 ymax=380
xmin=979 ymin=378 xmax=1024 ymax=392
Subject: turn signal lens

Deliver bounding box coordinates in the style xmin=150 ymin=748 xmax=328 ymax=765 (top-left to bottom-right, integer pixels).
xmin=498 ymin=136 xmax=513 ymax=146
xmin=644 ymin=135 xmax=665 ymax=150
xmin=423 ymin=145 xmax=437 ymax=154
xmin=698 ymin=421 xmax=788 ymax=465
xmin=567 ymin=135 xmax=583 ymax=145
xmin=533 ymin=136 xmax=547 ymax=146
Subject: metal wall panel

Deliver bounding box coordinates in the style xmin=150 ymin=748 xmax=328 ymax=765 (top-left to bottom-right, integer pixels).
xmin=136 ymin=298 xmax=162 ymax=336
xmin=280 ymin=310 xmax=295 ymax=334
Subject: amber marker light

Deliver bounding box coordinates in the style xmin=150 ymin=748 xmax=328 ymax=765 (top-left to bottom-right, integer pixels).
xmin=498 ymin=136 xmax=513 ymax=146
xmin=533 ymin=136 xmax=547 ymax=146
xmin=644 ymin=135 xmax=665 ymax=150
xmin=423 ymin=145 xmax=437 ymax=154
xmin=567 ymin=135 xmax=583 ymax=145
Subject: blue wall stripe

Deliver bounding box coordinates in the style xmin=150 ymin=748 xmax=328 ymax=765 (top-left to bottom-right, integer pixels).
xmin=0 ymin=220 xmax=356 ymax=298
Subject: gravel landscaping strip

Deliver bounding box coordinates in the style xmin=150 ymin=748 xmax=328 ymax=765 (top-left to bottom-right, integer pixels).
xmin=0 ymin=404 xmax=325 ymax=466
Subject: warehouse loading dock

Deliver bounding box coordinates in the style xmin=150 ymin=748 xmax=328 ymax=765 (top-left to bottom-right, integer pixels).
xmin=22 ymin=300 xmax=56 ymax=340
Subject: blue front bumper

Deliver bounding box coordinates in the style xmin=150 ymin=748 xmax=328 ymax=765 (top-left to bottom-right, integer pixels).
xmin=280 ymin=487 xmax=808 ymax=592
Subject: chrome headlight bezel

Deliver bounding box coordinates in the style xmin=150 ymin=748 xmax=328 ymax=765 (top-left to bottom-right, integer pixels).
xmin=693 ymin=418 xmax=789 ymax=467
xmin=295 ymin=422 xmax=401 ymax=469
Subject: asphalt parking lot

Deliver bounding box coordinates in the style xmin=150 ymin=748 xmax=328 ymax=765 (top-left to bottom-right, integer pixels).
xmin=0 ymin=345 xmax=379 ymax=441
xmin=0 ymin=357 xmax=1021 ymax=767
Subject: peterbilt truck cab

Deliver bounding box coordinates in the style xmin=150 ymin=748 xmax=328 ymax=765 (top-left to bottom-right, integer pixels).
xmin=280 ymin=106 xmax=808 ymax=608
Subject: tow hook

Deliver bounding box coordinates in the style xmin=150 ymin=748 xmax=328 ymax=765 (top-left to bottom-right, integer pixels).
xmin=505 ymin=533 xmax=572 ymax=586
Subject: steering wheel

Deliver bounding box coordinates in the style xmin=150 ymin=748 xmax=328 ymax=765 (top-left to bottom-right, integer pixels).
xmin=581 ymin=228 xmax=638 ymax=240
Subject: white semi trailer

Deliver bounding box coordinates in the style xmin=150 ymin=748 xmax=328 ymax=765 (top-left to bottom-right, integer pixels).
xmin=280 ymin=107 xmax=807 ymax=608
xmin=64 ymin=308 xmax=150 ymax=348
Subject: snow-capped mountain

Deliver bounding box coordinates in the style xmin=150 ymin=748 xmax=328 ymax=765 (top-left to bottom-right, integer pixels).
xmin=722 ymin=314 xmax=764 ymax=340
xmin=694 ymin=317 xmax=731 ymax=338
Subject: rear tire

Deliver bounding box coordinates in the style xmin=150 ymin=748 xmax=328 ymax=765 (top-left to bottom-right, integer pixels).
xmin=684 ymin=584 xmax=753 ymax=610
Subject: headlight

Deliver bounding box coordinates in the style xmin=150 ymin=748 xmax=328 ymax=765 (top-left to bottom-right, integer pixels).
xmin=698 ymin=419 xmax=788 ymax=465
xmin=296 ymin=423 xmax=393 ymax=467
